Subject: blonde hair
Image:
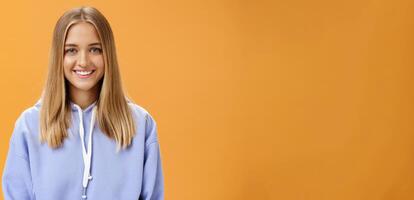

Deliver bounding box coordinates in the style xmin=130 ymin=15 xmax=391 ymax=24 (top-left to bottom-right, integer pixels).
xmin=40 ymin=6 xmax=136 ymax=151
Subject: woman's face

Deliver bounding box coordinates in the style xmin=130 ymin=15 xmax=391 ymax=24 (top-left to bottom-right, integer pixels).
xmin=63 ymin=22 xmax=105 ymax=95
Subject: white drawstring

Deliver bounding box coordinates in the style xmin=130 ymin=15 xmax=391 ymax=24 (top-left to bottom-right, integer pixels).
xmin=75 ymin=104 xmax=97 ymax=199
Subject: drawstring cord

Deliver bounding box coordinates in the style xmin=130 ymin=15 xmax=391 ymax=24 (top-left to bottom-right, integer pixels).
xmin=75 ymin=105 xmax=97 ymax=199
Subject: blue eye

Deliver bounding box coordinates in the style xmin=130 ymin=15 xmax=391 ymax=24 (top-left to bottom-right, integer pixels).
xmin=91 ymin=47 xmax=102 ymax=53
xmin=64 ymin=47 xmax=102 ymax=55
xmin=65 ymin=48 xmax=76 ymax=53
xmin=65 ymin=48 xmax=77 ymax=54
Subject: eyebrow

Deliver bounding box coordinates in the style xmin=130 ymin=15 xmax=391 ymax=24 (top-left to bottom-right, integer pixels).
xmin=64 ymin=42 xmax=102 ymax=47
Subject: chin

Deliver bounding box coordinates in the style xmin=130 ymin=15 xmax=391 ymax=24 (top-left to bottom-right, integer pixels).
xmin=70 ymin=82 xmax=100 ymax=92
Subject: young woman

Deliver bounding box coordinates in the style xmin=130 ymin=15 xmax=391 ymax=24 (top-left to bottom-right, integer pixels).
xmin=2 ymin=6 xmax=164 ymax=200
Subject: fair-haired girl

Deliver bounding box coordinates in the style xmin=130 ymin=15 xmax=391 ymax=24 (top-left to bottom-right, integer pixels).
xmin=2 ymin=6 xmax=164 ymax=200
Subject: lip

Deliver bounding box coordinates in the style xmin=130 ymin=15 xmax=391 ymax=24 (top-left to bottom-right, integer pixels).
xmin=73 ymin=70 xmax=96 ymax=79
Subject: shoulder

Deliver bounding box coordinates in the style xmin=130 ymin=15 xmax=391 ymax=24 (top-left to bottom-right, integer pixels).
xmin=14 ymin=100 xmax=42 ymax=129
xmin=127 ymin=100 xmax=159 ymax=145
xmin=127 ymin=100 xmax=156 ymax=123
xmin=8 ymin=101 xmax=42 ymax=156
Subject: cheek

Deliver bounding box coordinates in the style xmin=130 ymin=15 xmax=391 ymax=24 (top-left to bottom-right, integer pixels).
xmin=92 ymin=56 xmax=105 ymax=70
xmin=63 ymin=56 xmax=75 ymax=68
xmin=63 ymin=57 xmax=75 ymax=75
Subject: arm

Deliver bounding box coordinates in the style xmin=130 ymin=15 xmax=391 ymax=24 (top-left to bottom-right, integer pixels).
xmin=140 ymin=114 xmax=164 ymax=200
xmin=2 ymin=116 xmax=34 ymax=200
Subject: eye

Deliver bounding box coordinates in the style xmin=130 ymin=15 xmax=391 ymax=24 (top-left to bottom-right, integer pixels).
xmin=64 ymin=48 xmax=77 ymax=55
xmin=90 ymin=47 xmax=102 ymax=54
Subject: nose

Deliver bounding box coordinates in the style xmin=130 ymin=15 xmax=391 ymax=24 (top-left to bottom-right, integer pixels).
xmin=78 ymin=50 xmax=88 ymax=67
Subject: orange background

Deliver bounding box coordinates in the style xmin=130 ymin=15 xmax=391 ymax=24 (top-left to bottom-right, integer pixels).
xmin=0 ymin=0 xmax=413 ymax=199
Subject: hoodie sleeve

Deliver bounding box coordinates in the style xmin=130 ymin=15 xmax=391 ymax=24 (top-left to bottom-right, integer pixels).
xmin=2 ymin=114 xmax=34 ymax=200
xmin=140 ymin=113 xmax=164 ymax=200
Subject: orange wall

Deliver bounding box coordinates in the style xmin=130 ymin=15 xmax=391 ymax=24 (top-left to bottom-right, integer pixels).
xmin=1 ymin=0 xmax=414 ymax=199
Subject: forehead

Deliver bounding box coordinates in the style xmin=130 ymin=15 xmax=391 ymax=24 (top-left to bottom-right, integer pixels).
xmin=65 ymin=22 xmax=100 ymax=44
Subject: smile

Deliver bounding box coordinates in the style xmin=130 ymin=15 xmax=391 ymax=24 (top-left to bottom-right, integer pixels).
xmin=73 ymin=70 xmax=95 ymax=78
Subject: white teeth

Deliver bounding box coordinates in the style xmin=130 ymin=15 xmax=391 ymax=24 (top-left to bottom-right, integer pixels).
xmin=75 ymin=70 xmax=93 ymax=75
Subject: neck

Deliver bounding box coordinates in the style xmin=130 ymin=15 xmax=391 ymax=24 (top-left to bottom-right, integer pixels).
xmin=69 ymin=85 xmax=100 ymax=109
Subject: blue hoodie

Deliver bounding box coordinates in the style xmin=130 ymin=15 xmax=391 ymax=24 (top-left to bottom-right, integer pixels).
xmin=2 ymin=100 xmax=164 ymax=200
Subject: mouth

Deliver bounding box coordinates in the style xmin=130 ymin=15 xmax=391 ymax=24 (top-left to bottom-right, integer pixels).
xmin=73 ymin=70 xmax=96 ymax=79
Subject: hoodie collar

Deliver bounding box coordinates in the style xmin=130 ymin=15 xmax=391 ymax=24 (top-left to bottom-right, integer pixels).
xmin=34 ymin=98 xmax=98 ymax=113
xmin=70 ymin=100 xmax=97 ymax=112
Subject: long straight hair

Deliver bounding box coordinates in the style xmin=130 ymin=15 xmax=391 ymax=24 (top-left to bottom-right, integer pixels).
xmin=40 ymin=6 xmax=136 ymax=151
